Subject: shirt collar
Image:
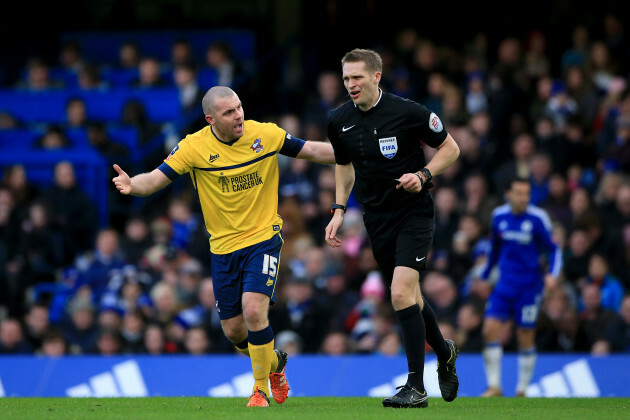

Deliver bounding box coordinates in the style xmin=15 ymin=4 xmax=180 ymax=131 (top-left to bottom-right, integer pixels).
xmin=353 ymin=88 xmax=383 ymax=110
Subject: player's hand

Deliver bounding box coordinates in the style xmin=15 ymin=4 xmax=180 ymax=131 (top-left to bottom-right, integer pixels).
xmin=396 ymin=172 xmax=423 ymax=193
xmin=325 ymin=213 xmax=344 ymax=248
xmin=544 ymin=274 xmax=558 ymax=290
xmin=112 ymin=164 xmax=132 ymax=195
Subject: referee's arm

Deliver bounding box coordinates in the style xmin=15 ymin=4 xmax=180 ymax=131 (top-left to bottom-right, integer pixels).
xmin=112 ymin=164 xmax=172 ymax=197
xmin=325 ymin=162 xmax=354 ymax=248
xmin=424 ymin=134 xmax=459 ymax=179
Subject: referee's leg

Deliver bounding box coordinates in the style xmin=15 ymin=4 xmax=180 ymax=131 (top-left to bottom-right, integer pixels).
xmin=391 ymin=266 xmax=427 ymax=393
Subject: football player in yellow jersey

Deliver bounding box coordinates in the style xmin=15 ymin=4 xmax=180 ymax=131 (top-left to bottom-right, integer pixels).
xmin=113 ymin=86 xmax=335 ymax=407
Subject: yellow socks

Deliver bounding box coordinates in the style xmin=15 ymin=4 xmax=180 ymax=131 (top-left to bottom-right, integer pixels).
xmin=235 ymin=337 xmax=279 ymax=373
xmin=247 ymin=327 xmax=275 ymax=396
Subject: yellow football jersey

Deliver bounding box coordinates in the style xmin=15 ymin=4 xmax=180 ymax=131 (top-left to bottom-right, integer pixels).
xmin=162 ymin=120 xmax=286 ymax=254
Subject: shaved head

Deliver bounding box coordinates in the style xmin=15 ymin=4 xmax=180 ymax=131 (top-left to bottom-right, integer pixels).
xmin=202 ymin=86 xmax=237 ymax=115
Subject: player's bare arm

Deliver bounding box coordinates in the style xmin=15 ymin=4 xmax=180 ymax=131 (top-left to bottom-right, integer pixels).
xmin=397 ymin=134 xmax=460 ymax=193
xmin=296 ymin=140 xmax=336 ymax=165
xmin=112 ymin=164 xmax=172 ymax=197
xmin=325 ymin=163 xmax=354 ymax=248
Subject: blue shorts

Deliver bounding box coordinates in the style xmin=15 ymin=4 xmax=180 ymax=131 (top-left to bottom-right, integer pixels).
xmin=211 ymin=232 xmax=283 ymax=320
xmin=485 ymin=277 xmax=543 ymax=328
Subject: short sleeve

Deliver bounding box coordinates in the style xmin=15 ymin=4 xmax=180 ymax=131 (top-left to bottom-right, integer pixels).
xmin=409 ymin=103 xmax=448 ymax=148
xmin=161 ymin=139 xmax=194 ymax=176
xmin=327 ymin=119 xmax=351 ymax=165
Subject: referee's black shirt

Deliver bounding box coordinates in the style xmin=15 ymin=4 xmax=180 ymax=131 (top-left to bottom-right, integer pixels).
xmin=328 ymin=90 xmax=448 ymax=216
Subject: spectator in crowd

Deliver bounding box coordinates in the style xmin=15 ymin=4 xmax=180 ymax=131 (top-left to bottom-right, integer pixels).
xmin=492 ymin=133 xmax=535 ymax=194
xmin=578 ymin=253 xmax=625 ymax=312
xmin=183 ymin=327 xmax=211 ymax=355
xmin=78 ymin=64 xmax=107 ymax=91
xmin=170 ymin=39 xmax=195 ymax=67
xmin=2 ymin=164 xmax=39 ymax=222
xmin=0 ymin=318 xmax=32 ymax=354
xmin=143 ymin=323 xmax=167 ymax=355
xmin=174 ymin=62 xmax=204 ymax=123
xmin=62 ymin=297 xmax=100 ymax=354
xmin=118 ymin=41 xmax=141 ymax=69
xmin=133 ymin=56 xmax=169 ymax=88
xmin=563 ymin=228 xmax=593 ymax=284
xmin=320 ymin=330 xmax=353 ymax=355
xmin=15 ymin=201 xmax=63 ymax=288
xmin=561 ymin=25 xmax=590 ymax=73
xmin=40 ymin=328 xmax=68 ymax=356
xmin=72 ymin=228 xmax=126 ymax=303
xmin=34 ymin=126 xmax=72 ymax=150
xmin=607 ymin=295 xmax=630 ymax=352
xmin=96 ymin=329 xmax=123 ymax=355
xmin=274 ymin=273 xmax=330 ymax=353
xmin=41 ymin=161 xmax=98 ymax=263
xmin=579 ymin=283 xmax=621 ymax=353
xmin=16 ymin=57 xmax=62 ymax=90
xmin=119 ymin=216 xmax=154 ymax=266
xmin=23 ymin=303 xmax=50 ymax=351
xmin=274 ymin=330 xmax=303 ymax=357
xmin=204 ymin=41 xmax=239 ymax=87
xmin=58 ymin=41 xmax=85 ymax=74
xmin=120 ymin=309 xmax=147 ymax=353
xmin=455 ymin=302 xmax=484 ymax=352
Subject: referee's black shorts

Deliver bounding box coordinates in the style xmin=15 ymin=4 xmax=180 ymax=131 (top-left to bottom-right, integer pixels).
xmin=363 ymin=208 xmax=435 ymax=283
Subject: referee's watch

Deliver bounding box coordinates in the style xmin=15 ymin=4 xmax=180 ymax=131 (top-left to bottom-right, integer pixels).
xmin=419 ymin=168 xmax=432 ymax=183
xmin=418 ymin=168 xmax=434 ymax=189
xmin=331 ymin=203 xmax=347 ymax=215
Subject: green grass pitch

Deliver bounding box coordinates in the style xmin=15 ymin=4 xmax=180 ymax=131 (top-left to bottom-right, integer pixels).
xmin=1 ymin=397 xmax=629 ymax=420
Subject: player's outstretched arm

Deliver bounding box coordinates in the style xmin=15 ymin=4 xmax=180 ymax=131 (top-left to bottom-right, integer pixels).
xmin=112 ymin=164 xmax=172 ymax=197
xmin=296 ymin=140 xmax=336 ymax=165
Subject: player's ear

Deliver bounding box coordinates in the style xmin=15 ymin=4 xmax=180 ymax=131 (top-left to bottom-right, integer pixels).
xmin=374 ymin=71 xmax=382 ymax=84
xmin=205 ymin=114 xmax=214 ymax=125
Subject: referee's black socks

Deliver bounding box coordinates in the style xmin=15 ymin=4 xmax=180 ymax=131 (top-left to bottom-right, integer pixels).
xmin=421 ymin=297 xmax=451 ymax=361
xmin=396 ymin=303 xmax=426 ymax=392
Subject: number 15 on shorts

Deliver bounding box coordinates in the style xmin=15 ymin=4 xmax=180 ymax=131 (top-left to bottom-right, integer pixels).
xmin=262 ymin=254 xmax=278 ymax=277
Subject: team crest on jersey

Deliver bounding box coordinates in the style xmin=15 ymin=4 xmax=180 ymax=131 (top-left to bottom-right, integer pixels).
xmin=250 ymin=138 xmax=264 ymax=153
xmin=378 ymin=137 xmax=398 ymax=159
xmin=429 ymin=112 xmax=443 ymax=133
xmin=521 ymin=220 xmax=533 ymax=232
xmin=165 ymin=144 xmax=179 ymax=161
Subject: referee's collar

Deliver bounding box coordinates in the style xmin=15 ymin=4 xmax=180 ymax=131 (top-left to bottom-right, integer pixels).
xmin=354 ymin=88 xmax=383 ymax=111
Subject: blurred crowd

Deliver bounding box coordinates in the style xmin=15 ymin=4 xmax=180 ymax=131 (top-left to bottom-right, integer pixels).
xmin=1 ymin=14 xmax=630 ymax=358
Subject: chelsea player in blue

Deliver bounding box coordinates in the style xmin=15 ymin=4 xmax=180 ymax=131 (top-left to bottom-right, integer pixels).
xmin=479 ymin=177 xmax=562 ymax=397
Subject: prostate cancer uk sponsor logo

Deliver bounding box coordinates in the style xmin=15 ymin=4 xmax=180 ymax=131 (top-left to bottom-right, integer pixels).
xmin=218 ymin=171 xmax=264 ymax=193
xmin=378 ymin=137 xmax=398 ymax=159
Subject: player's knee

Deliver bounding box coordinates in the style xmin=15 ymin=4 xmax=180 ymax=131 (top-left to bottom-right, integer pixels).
xmin=390 ymin=290 xmax=415 ymax=310
xmin=221 ymin=323 xmax=246 ymax=343
xmin=482 ymin=321 xmax=500 ymax=341
xmin=242 ymin=304 xmax=266 ymax=326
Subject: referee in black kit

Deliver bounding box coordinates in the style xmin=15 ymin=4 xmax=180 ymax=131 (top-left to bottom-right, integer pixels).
xmin=325 ymin=49 xmax=461 ymax=408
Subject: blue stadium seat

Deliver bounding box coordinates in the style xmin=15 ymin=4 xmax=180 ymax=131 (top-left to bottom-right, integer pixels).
xmin=197 ymin=68 xmax=219 ymax=89
xmin=100 ymin=68 xmax=139 ymax=89
xmin=0 ymin=88 xmax=180 ymax=124
xmin=0 ymin=129 xmax=44 ymax=149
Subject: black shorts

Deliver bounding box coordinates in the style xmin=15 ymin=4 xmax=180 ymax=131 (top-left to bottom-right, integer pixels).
xmin=363 ymin=209 xmax=435 ymax=281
